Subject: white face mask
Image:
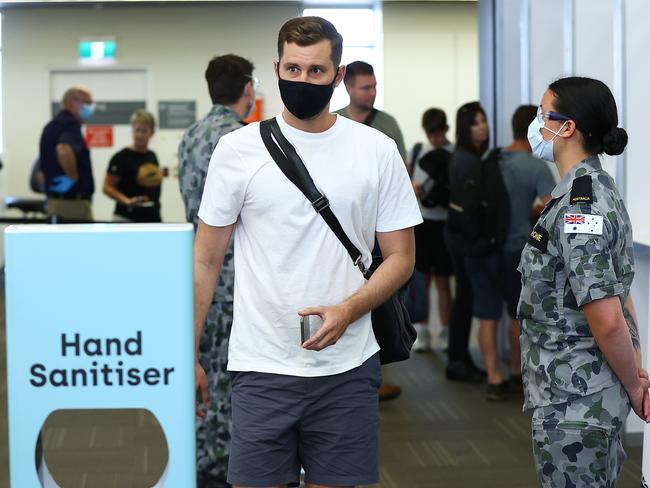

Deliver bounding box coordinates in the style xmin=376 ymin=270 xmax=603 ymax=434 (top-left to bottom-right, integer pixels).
xmin=527 ymin=115 xmax=567 ymax=162
xmin=242 ymin=74 xmax=259 ymax=120
xmin=243 ymin=93 xmax=256 ymax=120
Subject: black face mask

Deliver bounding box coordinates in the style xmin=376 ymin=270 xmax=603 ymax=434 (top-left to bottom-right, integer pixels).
xmin=278 ymin=68 xmax=339 ymax=120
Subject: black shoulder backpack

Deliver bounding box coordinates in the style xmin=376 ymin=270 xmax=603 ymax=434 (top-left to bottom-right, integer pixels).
xmin=446 ymin=148 xmax=510 ymax=256
xmin=259 ymin=118 xmax=416 ymax=365
xmin=417 ymin=148 xmax=451 ymax=208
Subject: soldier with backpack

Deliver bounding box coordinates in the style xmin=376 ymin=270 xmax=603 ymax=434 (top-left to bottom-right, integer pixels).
xmin=449 ymin=105 xmax=555 ymax=400
xmin=409 ymin=108 xmax=454 ymax=351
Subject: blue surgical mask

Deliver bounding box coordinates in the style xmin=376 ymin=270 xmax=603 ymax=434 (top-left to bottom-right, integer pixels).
xmin=79 ymin=103 xmax=95 ymax=122
xmin=243 ymin=94 xmax=256 ymax=120
xmin=527 ymin=116 xmax=567 ymax=162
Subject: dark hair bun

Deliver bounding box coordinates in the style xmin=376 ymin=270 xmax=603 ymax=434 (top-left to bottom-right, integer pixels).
xmin=602 ymin=127 xmax=628 ymax=156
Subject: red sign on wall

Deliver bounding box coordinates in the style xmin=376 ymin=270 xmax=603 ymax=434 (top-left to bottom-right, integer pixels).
xmin=84 ymin=125 xmax=114 ymax=148
xmin=243 ymin=98 xmax=263 ymax=124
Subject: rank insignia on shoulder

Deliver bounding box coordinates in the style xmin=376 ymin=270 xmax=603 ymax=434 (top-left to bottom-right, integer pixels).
xmin=564 ymin=213 xmax=603 ymax=235
xmin=528 ymin=224 xmax=548 ymax=252
xmin=570 ymin=175 xmax=593 ymax=204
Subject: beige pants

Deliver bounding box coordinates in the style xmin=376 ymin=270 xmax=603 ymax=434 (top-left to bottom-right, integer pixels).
xmin=46 ymin=198 xmax=93 ymax=222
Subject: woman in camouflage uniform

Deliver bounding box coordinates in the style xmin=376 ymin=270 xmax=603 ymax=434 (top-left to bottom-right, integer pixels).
xmin=519 ymin=76 xmax=650 ymax=487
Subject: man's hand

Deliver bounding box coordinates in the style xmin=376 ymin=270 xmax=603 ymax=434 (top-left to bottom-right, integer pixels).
xmin=300 ymin=303 xmax=354 ymax=351
xmin=49 ymin=175 xmax=76 ymax=194
xmin=195 ymin=360 xmax=210 ymax=417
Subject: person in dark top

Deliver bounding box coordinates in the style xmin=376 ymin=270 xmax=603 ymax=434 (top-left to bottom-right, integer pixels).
xmin=444 ymin=101 xmax=489 ymax=382
xmin=466 ymin=105 xmax=555 ymax=401
xmin=39 ymin=86 xmax=95 ymax=221
xmin=103 ymin=110 xmax=162 ymax=222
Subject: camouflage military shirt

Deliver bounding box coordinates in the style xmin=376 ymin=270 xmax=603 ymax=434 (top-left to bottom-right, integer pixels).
xmin=178 ymin=104 xmax=243 ymax=304
xmin=178 ymin=104 xmax=243 ymax=487
xmin=518 ymin=155 xmax=634 ymax=410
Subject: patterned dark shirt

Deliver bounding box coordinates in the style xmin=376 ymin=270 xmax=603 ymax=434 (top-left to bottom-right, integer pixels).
xmin=518 ymin=156 xmax=634 ymax=409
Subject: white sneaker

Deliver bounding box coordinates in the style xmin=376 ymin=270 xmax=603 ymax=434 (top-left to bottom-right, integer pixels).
xmin=412 ymin=322 xmax=430 ymax=352
xmin=431 ymin=326 xmax=449 ymax=351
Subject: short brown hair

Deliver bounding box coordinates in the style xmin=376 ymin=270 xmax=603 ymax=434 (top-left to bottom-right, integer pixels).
xmin=62 ymin=86 xmax=91 ymax=105
xmin=130 ymin=109 xmax=155 ymax=131
xmin=343 ymin=61 xmax=373 ymax=86
xmin=205 ymin=54 xmax=254 ymax=105
xmin=421 ymin=108 xmax=448 ymax=134
xmin=277 ymin=16 xmax=343 ymax=66
xmin=511 ymin=105 xmax=536 ymax=140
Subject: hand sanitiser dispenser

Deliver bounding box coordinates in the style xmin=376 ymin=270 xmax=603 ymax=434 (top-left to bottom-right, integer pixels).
xmin=5 ymin=224 xmax=196 ymax=487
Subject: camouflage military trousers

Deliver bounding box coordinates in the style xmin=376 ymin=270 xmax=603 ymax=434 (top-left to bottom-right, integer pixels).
xmin=196 ymin=302 xmax=233 ymax=488
xmin=531 ymin=382 xmax=630 ymax=488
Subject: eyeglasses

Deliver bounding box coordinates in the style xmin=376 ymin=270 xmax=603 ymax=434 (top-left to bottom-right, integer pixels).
xmin=245 ymin=75 xmax=260 ymax=90
xmin=536 ymin=106 xmax=570 ymax=124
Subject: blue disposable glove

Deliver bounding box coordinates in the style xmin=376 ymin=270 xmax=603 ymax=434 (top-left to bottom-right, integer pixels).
xmin=48 ymin=175 xmax=76 ymax=194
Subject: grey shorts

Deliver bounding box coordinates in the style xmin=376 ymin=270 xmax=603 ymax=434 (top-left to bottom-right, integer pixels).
xmin=466 ymin=250 xmax=522 ymax=320
xmin=227 ymin=353 xmax=381 ymax=487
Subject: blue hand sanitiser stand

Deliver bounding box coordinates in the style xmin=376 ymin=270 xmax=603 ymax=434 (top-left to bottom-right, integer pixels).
xmin=5 ymin=224 xmax=196 ymax=487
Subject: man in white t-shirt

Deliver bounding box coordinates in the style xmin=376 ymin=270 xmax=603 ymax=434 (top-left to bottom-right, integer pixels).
xmin=193 ymin=16 xmax=422 ymax=488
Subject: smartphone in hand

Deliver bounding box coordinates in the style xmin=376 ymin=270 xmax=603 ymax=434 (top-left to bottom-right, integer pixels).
xmin=300 ymin=315 xmax=324 ymax=344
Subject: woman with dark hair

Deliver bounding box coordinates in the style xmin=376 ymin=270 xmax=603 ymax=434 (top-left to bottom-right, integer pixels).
xmin=519 ymin=76 xmax=650 ymax=486
xmin=444 ymin=101 xmax=489 ymax=382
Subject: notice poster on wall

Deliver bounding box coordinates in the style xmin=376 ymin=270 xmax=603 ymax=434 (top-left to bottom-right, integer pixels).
xmin=84 ymin=125 xmax=114 ymax=147
xmin=158 ymin=101 xmax=196 ymax=129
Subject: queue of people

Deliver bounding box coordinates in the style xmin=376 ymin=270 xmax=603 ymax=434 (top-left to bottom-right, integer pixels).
xmin=408 ymin=76 xmax=644 ymax=485
xmin=32 ymin=13 xmax=646 ymax=488
xmin=410 ymin=103 xmax=556 ymax=401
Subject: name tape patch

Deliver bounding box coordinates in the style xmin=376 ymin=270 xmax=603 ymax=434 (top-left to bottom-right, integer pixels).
xmin=564 ymin=213 xmax=603 ymax=235
xmin=528 ymin=225 xmax=549 ymax=252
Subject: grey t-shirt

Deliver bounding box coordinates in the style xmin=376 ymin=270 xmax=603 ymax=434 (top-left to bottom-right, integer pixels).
xmin=336 ymin=107 xmax=407 ymax=159
xmin=499 ymin=150 xmax=555 ymax=252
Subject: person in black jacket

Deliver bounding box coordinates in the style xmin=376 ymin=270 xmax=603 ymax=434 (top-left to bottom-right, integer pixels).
xmin=444 ymin=101 xmax=489 ymax=382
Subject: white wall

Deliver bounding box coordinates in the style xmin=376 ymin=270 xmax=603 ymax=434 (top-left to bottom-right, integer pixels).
xmin=2 ymin=1 xmax=480 ymax=221
xmin=625 ymin=0 xmax=650 ymax=244
xmin=479 ymin=0 xmax=650 ymax=441
xmin=484 ymin=0 xmax=620 ymax=179
xmin=1 ymin=2 xmax=302 ymax=222
xmin=383 ymin=1 xmax=478 ymax=151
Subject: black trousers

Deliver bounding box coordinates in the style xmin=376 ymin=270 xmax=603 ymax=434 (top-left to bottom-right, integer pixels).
xmin=446 ymin=246 xmax=474 ymax=364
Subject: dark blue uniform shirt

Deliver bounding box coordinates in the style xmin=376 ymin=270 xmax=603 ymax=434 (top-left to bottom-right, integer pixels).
xmin=39 ymin=110 xmax=94 ymax=198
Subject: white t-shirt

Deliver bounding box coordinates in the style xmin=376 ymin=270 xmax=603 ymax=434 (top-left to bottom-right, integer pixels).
xmin=198 ymin=114 xmax=423 ymax=377
xmin=409 ymin=142 xmax=453 ymax=221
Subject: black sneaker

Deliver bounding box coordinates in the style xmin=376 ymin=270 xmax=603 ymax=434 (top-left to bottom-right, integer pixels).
xmin=486 ymin=381 xmax=509 ymax=401
xmin=445 ymin=360 xmax=485 ymax=383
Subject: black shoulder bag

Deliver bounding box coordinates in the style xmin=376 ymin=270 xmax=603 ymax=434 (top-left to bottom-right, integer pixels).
xmin=259 ymin=118 xmax=416 ymax=365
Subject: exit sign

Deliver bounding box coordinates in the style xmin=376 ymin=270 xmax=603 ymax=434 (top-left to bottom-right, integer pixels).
xmin=79 ymin=39 xmax=116 ymax=64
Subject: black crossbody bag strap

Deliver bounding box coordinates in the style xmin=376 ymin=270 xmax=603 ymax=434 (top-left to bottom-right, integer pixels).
xmin=259 ymin=118 xmax=367 ymax=275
